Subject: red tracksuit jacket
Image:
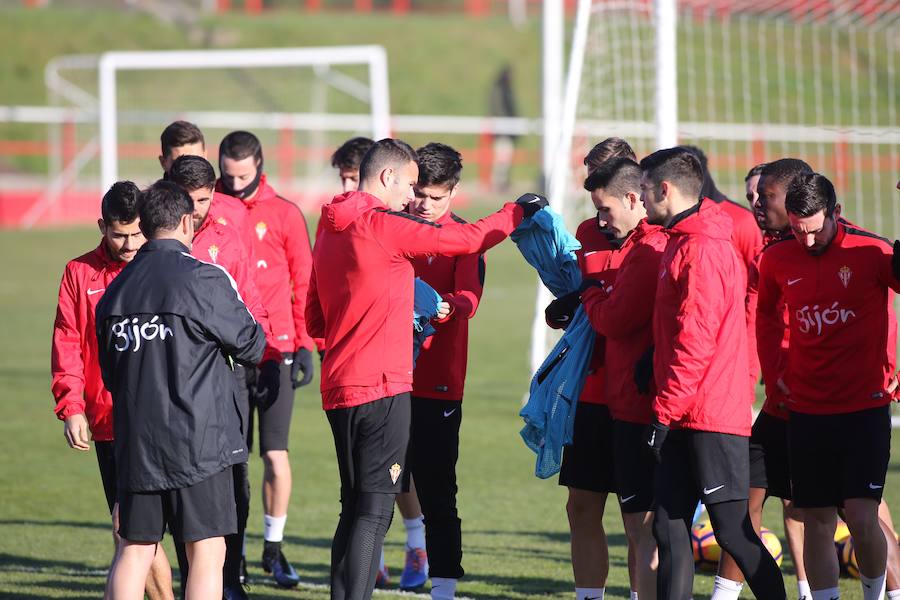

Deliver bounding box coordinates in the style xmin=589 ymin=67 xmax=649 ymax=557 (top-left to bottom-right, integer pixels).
xmin=218 ymin=175 xmax=315 ymax=353
xmin=757 ymin=221 xmax=900 ymax=415
xmin=582 ymin=220 xmax=668 ymax=424
xmin=306 ymin=191 xmax=523 ymax=410
xmin=411 ymin=212 xmax=485 ymax=402
xmin=209 ymin=191 xmax=247 ymax=234
xmin=51 ymin=242 xmax=125 ymax=441
xmin=747 ymin=231 xmax=792 ymax=419
xmin=653 ymin=200 xmax=753 ymax=435
xmin=573 ymin=217 xmax=616 ymax=405
xmin=192 ymin=216 xmax=280 ymax=362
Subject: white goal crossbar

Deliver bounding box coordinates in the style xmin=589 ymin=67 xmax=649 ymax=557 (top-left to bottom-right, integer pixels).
xmin=98 ymin=45 xmax=390 ymax=191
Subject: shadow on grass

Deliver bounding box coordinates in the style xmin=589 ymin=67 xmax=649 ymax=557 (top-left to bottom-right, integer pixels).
xmin=0 ymin=552 xmax=106 ymax=573
xmin=0 ymin=551 xmax=107 ymax=600
xmin=0 ymin=518 xmax=109 ymax=532
xmin=461 ymin=572 xmax=631 ymax=600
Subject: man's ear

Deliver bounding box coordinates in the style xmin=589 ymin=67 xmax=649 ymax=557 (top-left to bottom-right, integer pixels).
xmin=181 ymin=213 xmax=193 ymax=236
xmin=659 ymin=180 xmax=670 ymax=201
xmin=449 ymin=184 xmax=460 ymax=201
xmin=97 ymin=218 xmax=106 ymax=236
xmin=625 ymin=191 xmax=640 ymax=210
xmin=379 ymin=167 xmax=394 ymax=189
xmin=834 ymin=203 xmax=842 ymax=219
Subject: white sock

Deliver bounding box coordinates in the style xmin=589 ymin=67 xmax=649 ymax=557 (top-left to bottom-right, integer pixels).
xmin=860 ymin=572 xmax=886 ymax=600
xmin=576 ymin=588 xmax=604 ymax=600
xmin=798 ymin=580 xmax=812 ymax=600
xmin=630 ymin=591 xmax=639 ymax=600
xmin=431 ymin=577 xmax=457 ymax=600
xmin=263 ymin=514 xmax=287 ymax=543
xmin=404 ymin=515 xmax=426 ymax=550
xmin=811 ymin=587 xmax=840 ymax=600
xmin=886 ymin=589 xmax=900 ymax=600
xmin=710 ymin=576 xmax=744 ymax=600
xmin=379 ymin=546 xmax=386 ymax=572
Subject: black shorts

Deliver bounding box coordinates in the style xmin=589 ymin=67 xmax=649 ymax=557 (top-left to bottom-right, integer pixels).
xmin=748 ymin=411 xmax=792 ymax=500
xmin=788 ymin=405 xmax=892 ymax=509
xmin=559 ymin=402 xmax=615 ymax=494
xmin=246 ymin=356 xmax=296 ymax=454
xmin=613 ymin=420 xmax=656 ymax=513
xmin=654 ymin=429 xmax=750 ymax=514
xmin=327 ymin=393 xmax=411 ymax=495
xmin=118 ymin=466 xmax=237 ymax=544
xmin=95 ymin=441 xmax=117 ymax=514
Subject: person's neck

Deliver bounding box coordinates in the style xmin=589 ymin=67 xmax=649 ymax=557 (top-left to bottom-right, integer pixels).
xmin=153 ymin=232 xmax=190 ymax=247
xmin=664 ymin=198 xmax=700 ymax=228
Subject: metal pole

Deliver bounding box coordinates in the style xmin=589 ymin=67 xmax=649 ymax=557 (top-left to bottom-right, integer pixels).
xmin=542 ymin=0 xmax=563 ymax=191
xmin=654 ymin=0 xmax=678 ymax=149
xmin=98 ymin=53 xmax=117 ymax=193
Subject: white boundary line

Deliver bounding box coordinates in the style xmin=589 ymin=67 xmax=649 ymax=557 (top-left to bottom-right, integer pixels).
xmin=0 ymin=563 xmax=476 ymax=599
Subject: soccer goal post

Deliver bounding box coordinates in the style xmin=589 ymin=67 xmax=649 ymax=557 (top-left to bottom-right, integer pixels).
xmin=98 ymin=45 xmax=391 ymax=192
xmin=534 ymin=0 xmax=900 ymax=371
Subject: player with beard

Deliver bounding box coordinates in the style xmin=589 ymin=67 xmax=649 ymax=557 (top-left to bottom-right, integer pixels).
xmin=758 ymin=172 xmax=900 ymax=600
xmin=51 ymin=182 xmax=175 ymax=600
xmin=218 ymin=130 xmax=315 ymax=588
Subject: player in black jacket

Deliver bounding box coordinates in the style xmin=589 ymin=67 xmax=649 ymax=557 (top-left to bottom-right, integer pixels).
xmin=97 ymin=180 xmax=266 ymax=600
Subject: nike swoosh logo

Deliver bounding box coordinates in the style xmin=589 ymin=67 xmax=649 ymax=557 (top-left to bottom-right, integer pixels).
xmin=557 ymin=315 xmax=570 ymax=322
xmin=647 ymin=431 xmax=656 ymax=446
xmin=87 ymin=288 xmax=105 ymax=296
xmin=787 ymin=277 xmax=803 ymax=286
xmin=620 ymin=494 xmax=637 ymax=503
xmin=869 ymin=483 xmax=883 ymax=489
xmin=703 ymin=484 xmax=725 ymax=495
xmin=443 ymin=409 xmax=456 ymax=417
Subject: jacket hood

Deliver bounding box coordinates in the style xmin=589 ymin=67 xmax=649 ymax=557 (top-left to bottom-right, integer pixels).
xmin=669 ymin=198 xmax=732 ymax=241
xmin=321 ymin=191 xmax=386 ymax=232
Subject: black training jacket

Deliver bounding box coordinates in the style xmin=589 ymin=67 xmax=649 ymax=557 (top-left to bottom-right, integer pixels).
xmin=96 ymin=238 xmax=265 ymax=492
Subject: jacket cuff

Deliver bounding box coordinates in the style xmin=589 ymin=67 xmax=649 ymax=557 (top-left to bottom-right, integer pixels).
xmin=55 ymin=401 xmax=85 ymax=421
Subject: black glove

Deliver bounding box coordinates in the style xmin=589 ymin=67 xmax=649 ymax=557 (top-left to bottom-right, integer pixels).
xmin=892 ymin=241 xmax=900 ymax=280
xmin=515 ymin=193 xmax=549 ymax=218
xmin=253 ymin=359 xmax=281 ymax=410
xmin=634 ymin=345 xmax=655 ymax=394
xmin=578 ymin=278 xmax=605 ymax=293
xmin=288 ymin=348 xmax=314 ymax=389
xmin=643 ymin=420 xmax=669 ymax=464
xmin=545 ymin=290 xmax=581 ymax=328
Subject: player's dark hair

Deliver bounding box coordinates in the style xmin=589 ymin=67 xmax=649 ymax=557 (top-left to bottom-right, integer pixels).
xmin=138 ymin=180 xmax=194 ymax=239
xmin=101 ymin=181 xmax=141 ymax=225
xmin=584 ymin=137 xmax=637 ymax=173
xmin=358 ymin=138 xmax=418 ymax=184
xmin=331 ymin=137 xmax=375 ymax=171
xmin=785 ymin=172 xmax=837 ymax=218
xmin=160 ymin=121 xmax=205 ymax=157
xmin=583 ymin=157 xmax=642 ymax=198
xmin=639 ymin=147 xmax=704 ymax=200
xmin=168 ymin=155 xmax=216 ymax=192
xmin=680 ymin=144 xmax=729 ymax=202
xmin=745 ymin=163 xmax=767 ymax=181
xmin=759 ymin=158 xmax=814 ymax=191
xmin=219 ymin=130 xmax=263 ymax=163
xmin=416 ymin=142 xmax=463 ymax=189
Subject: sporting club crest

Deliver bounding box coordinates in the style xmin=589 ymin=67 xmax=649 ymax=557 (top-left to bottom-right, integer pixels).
xmin=838 ymin=265 xmax=852 ymax=288
xmin=389 ymin=462 xmax=402 ymax=485
xmin=255 ymin=221 xmax=268 ymax=241
xmin=216 ymin=216 xmax=228 ymax=226
xmin=207 ymin=244 xmax=219 ymax=263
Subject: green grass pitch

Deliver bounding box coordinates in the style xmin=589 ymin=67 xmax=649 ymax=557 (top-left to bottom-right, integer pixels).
xmin=0 ymin=209 xmax=897 ymax=599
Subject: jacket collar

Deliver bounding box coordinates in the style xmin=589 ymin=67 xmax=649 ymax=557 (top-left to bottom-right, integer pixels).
xmin=140 ymin=238 xmax=191 ymax=254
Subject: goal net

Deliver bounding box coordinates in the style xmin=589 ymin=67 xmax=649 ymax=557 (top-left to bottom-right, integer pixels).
xmin=37 ymin=46 xmax=389 ymax=224
xmin=532 ymin=0 xmax=899 ymax=370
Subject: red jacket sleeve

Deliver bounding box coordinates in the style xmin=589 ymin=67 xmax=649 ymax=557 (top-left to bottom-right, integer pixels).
xmin=653 ymin=245 xmax=727 ymax=427
xmin=305 ymin=263 xmax=326 ymax=341
xmin=755 ymin=251 xmax=788 ymax=398
xmin=876 ymin=241 xmax=900 ymax=294
xmin=583 ymin=241 xmax=662 ymax=339
xmin=439 ymin=253 xmax=485 ymax=322
xmin=284 ymin=206 xmax=315 ymax=351
xmin=379 ymin=203 xmax=523 ymax=259
xmin=51 ymin=264 xmax=86 ymax=420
